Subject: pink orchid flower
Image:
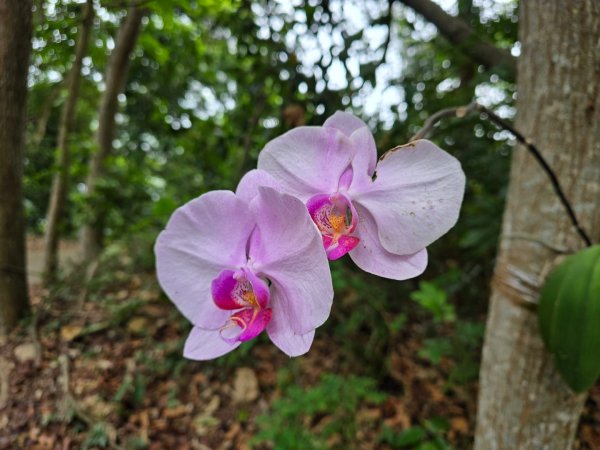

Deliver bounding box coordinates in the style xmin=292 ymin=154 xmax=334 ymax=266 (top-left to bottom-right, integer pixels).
xmin=155 ymin=170 xmax=333 ymax=360
xmin=257 ymin=111 xmax=466 ymax=281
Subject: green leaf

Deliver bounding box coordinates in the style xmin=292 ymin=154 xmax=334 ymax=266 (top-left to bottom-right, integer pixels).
xmin=394 ymin=427 xmax=427 ymax=447
xmin=419 ymin=338 xmax=452 ymax=364
xmin=538 ymin=245 xmax=600 ymax=392
xmin=410 ymin=282 xmax=456 ymax=323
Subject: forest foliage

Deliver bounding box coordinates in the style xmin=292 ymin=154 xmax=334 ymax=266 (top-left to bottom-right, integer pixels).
xmin=13 ymin=0 xmax=530 ymax=448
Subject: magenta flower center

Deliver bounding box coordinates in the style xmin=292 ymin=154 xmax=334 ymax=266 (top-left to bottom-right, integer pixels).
xmin=211 ymin=269 xmax=272 ymax=343
xmin=306 ymin=193 xmax=360 ymax=260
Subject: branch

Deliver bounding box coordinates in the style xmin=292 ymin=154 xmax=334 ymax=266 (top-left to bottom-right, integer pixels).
xmin=410 ymin=103 xmax=477 ymax=140
xmin=409 ymin=102 xmax=593 ymax=248
xmin=398 ymin=0 xmax=517 ymax=81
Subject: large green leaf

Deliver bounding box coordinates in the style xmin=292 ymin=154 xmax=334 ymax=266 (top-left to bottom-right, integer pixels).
xmin=538 ymin=245 xmax=600 ymax=392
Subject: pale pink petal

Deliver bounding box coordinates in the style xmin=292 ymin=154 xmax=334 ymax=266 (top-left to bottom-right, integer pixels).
xmin=248 ymin=187 xmax=333 ymax=334
xmin=349 ymin=126 xmax=377 ymax=179
xmin=338 ymin=165 xmax=354 ymax=190
xmin=324 ymin=110 xmax=367 ymax=135
xmin=349 ymin=204 xmax=428 ymax=280
xmin=351 ymin=140 xmax=465 ymax=255
xmin=257 ymin=126 xmax=355 ymax=201
xmin=324 ymin=111 xmax=377 ymax=177
xmin=267 ymin=288 xmax=316 ymax=357
xmin=235 ymin=169 xmax=281 ymax=204
xmin=155 ymin=191 xmax=254 ymax=328
xmin=183 ymin=326 xmax=240 ymax=360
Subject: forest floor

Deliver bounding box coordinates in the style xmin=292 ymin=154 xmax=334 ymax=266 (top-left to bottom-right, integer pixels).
xmin=0 ymin=237 xmax=599 ymax=449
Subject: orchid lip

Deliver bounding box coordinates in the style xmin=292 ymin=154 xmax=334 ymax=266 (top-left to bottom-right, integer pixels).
xmin=306 ymin=192 xmax=360 ymax=259
xmin=219 ymin=307 xmax=273 ymax=343
xmin=211 ymin=268 xmax=272 ymax=343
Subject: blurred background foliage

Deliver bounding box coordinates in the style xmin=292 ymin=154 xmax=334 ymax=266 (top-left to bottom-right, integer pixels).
xmin=25 ymin=0 xmax=518 ymax=447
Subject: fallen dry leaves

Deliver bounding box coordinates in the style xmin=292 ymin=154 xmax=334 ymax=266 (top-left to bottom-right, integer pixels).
xmin=1 ymin=255 xmax=599 ymax=450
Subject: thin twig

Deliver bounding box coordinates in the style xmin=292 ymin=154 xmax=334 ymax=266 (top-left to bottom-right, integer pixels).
xmin=410 ymin=102 xmax=593 ymax=247
xmin=58 ymin=355 xmax=124 ymax=450
xmin=410 ymin=103 xmax=478 ymax=141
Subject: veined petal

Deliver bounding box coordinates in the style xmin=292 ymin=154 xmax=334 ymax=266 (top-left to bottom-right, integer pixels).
xmin=257 ymin=126 xmax=355 ymax=201
xmin=248 ymin=187 xmax=333 ymax=334
xmin=351 ymin=140 xmax=465 ymax=255
xmin=155 ymin=190 xmax=254 ymax=328
xmin=236 ymin=169 xmax=281 ymax=204
xmin=183 ymin=326 xmax=240 ymax=360
xmin=349 ymin=204 xmax=428 ymax=280
xmin=267 ymin=298 xmax=315 ymax=357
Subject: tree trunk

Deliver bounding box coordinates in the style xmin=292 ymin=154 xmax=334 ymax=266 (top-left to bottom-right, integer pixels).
xmin=80 ymin=5 xmax=145 ymax=263
xmin=474 ymin=2 xmax=600 ymax=449
xmin=43 ymin=0 xmax=94 ymax=283
xmin=0 ymin=0 xmax=33 ymax=335
xmin=30 ymin=84 xmax=60 ymax=149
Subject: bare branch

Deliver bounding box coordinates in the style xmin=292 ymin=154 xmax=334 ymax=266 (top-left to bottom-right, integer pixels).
xmin=410 ymin=103 xmax=477 ymax=140
xmin=398 ymin=0 xmax=517 ymax=80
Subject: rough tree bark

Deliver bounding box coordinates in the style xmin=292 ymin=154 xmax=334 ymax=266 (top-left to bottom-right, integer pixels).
xmin=80 ymin=5 xmax=145 ymax=263
xmin=43 ymin=0 xmax=95 ymax=283
xmin=475 ymin=2 xmax=600 ymax=449
xmin=398 ymin=0 xmax=516 ymax=81
xmin=0 ymin=0 xmax=33 ymax=335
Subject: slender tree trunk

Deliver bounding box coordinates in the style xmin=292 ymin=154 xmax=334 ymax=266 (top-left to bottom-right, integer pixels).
xmin=30 ymin=84 xmax=60 ymax=149
xmin=80 ymin=5 xmax=145 ymax=263
xmin=474 ymin=2 xmax=600 ymax=449
xmin=43 ymin=0 xmax=94 ymax=283
xmin=0 ymin=0 xmax=33 ymax=335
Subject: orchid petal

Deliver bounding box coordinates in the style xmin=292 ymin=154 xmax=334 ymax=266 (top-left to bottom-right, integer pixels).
xmin=267 ymin=295 xmax=315 ymax=357
xmin=351 ymin=140 xmax=465 ymax=255
xmin=326 ymin=235 xmax=360 ymax=260
xmin=211 ymin=268 xmax=270 ymax=310
xmin=257 ymin=126 xmax=355 ymax=201
xmin=236 ymin=169 xmax=281 ymax=204
xmin=307 ymin=192 xmax=359 ymax=259
xmin=242 ymin=268 xmax=270 ymax=309
xmin=155 ymin=191 xmax=254 ymax=328
xmin=221 ymin=307 xmax=272 ymax=343
xmin=249 ymin=187 xmax=333 ymax=334
xmin=349 ymin=204 xmax=428 ymax=280
xmin=211 ymin=269 xmax=241 ymax=310
xmin=324 ymin=110 xmax=367 ymax=135
xmin=183 ymin=326 xmax=240 ymax=360
xmin=349 ymin=126 xmax=377 ymax=179
xmin=324 ymin=111 xmax=377 ymax=177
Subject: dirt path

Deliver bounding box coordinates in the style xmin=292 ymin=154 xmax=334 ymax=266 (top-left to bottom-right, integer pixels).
xmin=26 ymin=235 xmax=81 ymax=285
